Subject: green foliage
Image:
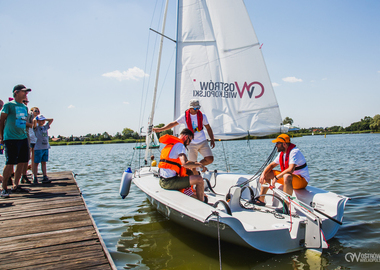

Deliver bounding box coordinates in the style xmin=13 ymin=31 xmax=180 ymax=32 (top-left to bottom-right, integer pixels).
xmin=154 ymin=123 xmax=173 ymax=137
xmin=155 ymin=123 xmax=165 ymax=128
xmin=283 ymin=117 xmax=293 ymax=125
xmin=122 ymin=128 xmax=134 ymax=138
xmin=370 ymin=114 xmax=380 ymax=131
xmin=345 ymin=116 xmax=372 ymax=131
xmin=160 ymin=129 xmax=173 ymax=136
xmin=67 ymin=141 xmax=82 ymax=145
xmin=326 ymin=126 xmax=343 ymax=132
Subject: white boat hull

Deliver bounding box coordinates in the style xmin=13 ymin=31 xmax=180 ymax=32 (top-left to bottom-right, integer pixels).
xmin=132 ymin=167 xmax=348 ymax=254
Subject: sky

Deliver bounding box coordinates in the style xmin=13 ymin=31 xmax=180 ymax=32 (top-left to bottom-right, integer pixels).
xmin=1 ymin=0 xmax=379 ymax=137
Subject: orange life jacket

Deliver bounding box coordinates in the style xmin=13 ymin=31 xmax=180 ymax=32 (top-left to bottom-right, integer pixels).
xmin=158 ymin=135 xmax=194 ymax=195
xmin=158 ymin=135 xmax=188 ymax=177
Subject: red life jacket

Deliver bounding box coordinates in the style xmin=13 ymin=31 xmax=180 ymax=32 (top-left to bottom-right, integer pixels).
xmin=279 ymin=143 xmax=296 ymax=171
xmin=158 ymin=135 xmax=188 ymax=177
xmin=185 ymin=109 xmax=203 ymax=133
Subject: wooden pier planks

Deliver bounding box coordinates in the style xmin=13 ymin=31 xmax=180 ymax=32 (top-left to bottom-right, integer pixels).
xmin=0 ymin=171 xmax=116 ymax=270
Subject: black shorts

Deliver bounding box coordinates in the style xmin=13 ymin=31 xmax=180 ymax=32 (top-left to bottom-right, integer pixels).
xmin=4 ymin=138 xmax=30 ymax=165
xmin=159 ymin=176 xmax=190 ymax=190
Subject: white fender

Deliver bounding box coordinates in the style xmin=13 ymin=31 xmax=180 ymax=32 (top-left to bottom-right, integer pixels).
xmin=119 ymin=167 xmax=133 ymax=199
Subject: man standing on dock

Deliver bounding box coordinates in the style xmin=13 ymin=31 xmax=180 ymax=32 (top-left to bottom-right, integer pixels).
xmin=0 ymin=84 xmax=32 ymax=198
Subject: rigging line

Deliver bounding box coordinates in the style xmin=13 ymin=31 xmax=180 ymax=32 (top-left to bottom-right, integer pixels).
xmin=220 ymin=140 xmax=229 ymax=172
xmin=238 ymin=145 xmax=277 ymax=187
xmin=138 ymin=0 xmax=161 ymax=131
xmin=247 ymin=131 xmax=252 ymax=151
xmin=149 ymin=28 xmax=176 ymax=43
xmin=216 ymin=212 xmax=222 ymax=270
xmin=155 ymin=47 xmax=176 ymax=114
xmin=139 ymin=0 xmax=166 ymax=131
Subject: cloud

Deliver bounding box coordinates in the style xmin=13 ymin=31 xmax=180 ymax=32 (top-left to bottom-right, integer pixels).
xmin=377 ymin=70 xmax=380 ymax=73
xmin=322 ymin=78 xmax=327 ymax=81
xmin=102 ymin=67 xmax=149 ymax=81
xmin=282 ymin=77 xmax=302 ymax=83
xmin=68 ymin=105 xmax=75 ymax=109
xmin=123 ymin=101 xmax=129 ymax=105
xmin=272 ymin=82 xmax=280 ymax=87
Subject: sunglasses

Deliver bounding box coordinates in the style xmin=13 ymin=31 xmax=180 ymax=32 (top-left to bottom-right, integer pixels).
xmin=34 ymin=110 xmax=39 ymax=113
xmin=23 ymin=101 xmax=29 ymax=104
xmin=193 ymin=107 xmax=199 ymax=111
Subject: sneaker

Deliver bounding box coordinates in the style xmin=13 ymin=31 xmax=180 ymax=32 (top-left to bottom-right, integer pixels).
xmin=42 ymin=176 xmax=51 ymax=183
xmin=32 ymin=177 xmax=39 ymax=185
xmin=21 ymin=175 xmax=32 ymax=184
xmin=11 ymin=186 xmax=30 ymax=193
xmin=1 ymin=189 xmax=10 ymax=198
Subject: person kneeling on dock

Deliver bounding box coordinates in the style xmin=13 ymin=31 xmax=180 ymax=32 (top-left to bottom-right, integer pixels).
xmin=158 ymin=128 xmax=206 ymax=201
xmin=256 ymin=134 xmax=309 ymax=206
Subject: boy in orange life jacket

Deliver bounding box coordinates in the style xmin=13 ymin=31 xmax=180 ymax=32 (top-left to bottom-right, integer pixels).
xmin=152 ymin=99 xmax=215 ymax=172
xmin=158 ymin=128 xmax=207 ymax=201
xmin=256 ymin=134 xmax=309 ymax=206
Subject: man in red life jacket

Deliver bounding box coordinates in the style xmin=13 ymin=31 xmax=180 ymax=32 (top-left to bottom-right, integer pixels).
xmin=256 ymin=134 xmax=309 ymax=206
xmin=153 ymin=99 xmax=215 ymax=171
xmin=158 ymin=128 xmax=207 ymax=201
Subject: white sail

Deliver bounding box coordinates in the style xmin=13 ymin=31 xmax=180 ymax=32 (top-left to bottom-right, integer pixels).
xmin=174 ymin=0 xmax=282 ymax=139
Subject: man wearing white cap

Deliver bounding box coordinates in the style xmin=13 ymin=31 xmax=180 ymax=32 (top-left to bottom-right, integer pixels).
xmin=153 ymin=99 xmax=215 ymax=168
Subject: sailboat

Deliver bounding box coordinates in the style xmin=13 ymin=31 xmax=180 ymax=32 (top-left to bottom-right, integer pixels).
xmin=133 ymin=132 xmax=160 ymax=150
xmin=124 ymin=0 xmax=348 ymax=254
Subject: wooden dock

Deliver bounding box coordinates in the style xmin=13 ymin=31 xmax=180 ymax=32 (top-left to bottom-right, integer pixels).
xmin=0 ymin=171 xmax=116 ymax=270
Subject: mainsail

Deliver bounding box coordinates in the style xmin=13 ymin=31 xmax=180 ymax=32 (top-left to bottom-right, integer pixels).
xmin=174 ymin=0 xmax=282 ymax=139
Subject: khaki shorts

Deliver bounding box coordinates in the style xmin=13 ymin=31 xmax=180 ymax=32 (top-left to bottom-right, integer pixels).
xmin=159 ymin=176 xmax=190 ymax=190
xmin=187 ymin=140 xmax=213 ymax=162
xmin=273 ymin=170 xmax=308 ymax=189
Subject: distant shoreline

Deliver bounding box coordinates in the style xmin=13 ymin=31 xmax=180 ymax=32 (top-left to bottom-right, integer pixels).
xmin=49 ymin=130 xmax=378 ymax=146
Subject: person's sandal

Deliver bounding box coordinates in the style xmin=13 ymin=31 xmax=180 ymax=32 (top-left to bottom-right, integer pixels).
xmin=252 ymin=198 xmax=266 ymax=206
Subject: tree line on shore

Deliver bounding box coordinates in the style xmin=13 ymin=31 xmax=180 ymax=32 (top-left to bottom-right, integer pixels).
xmin=50 ymin=124 xmax=172 ymax=145
xmin=50 ymin=114 xmax=379 ymax=145
xmin=283 ymin=114 xmax=380 ymax=133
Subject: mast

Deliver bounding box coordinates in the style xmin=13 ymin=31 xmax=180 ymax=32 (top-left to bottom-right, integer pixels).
xmin=145 ymin=0 xmax=170 ymax=162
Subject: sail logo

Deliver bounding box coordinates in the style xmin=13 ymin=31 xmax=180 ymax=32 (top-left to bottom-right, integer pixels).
xmin=192 ymin=80 xmax=264 ymax=99
xmin=235 ymin=81 xmax=264 ymax=99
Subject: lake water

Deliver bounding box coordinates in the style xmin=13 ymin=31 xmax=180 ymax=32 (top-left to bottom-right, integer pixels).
xmin=4 ymin=133 xmax=378 ymax=269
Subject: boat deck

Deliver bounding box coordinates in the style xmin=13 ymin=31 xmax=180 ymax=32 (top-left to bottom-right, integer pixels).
xmin=0 ymin=171 xmax=116 ymax=270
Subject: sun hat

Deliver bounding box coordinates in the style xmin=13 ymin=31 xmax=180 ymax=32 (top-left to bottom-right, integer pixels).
xmin=272 ymin=134 xmax=290 ymax=143
xmin=36 ymin=114 xmax=46 ymax=121
xmin=189 ymin=99 xmax=201 ymax=109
